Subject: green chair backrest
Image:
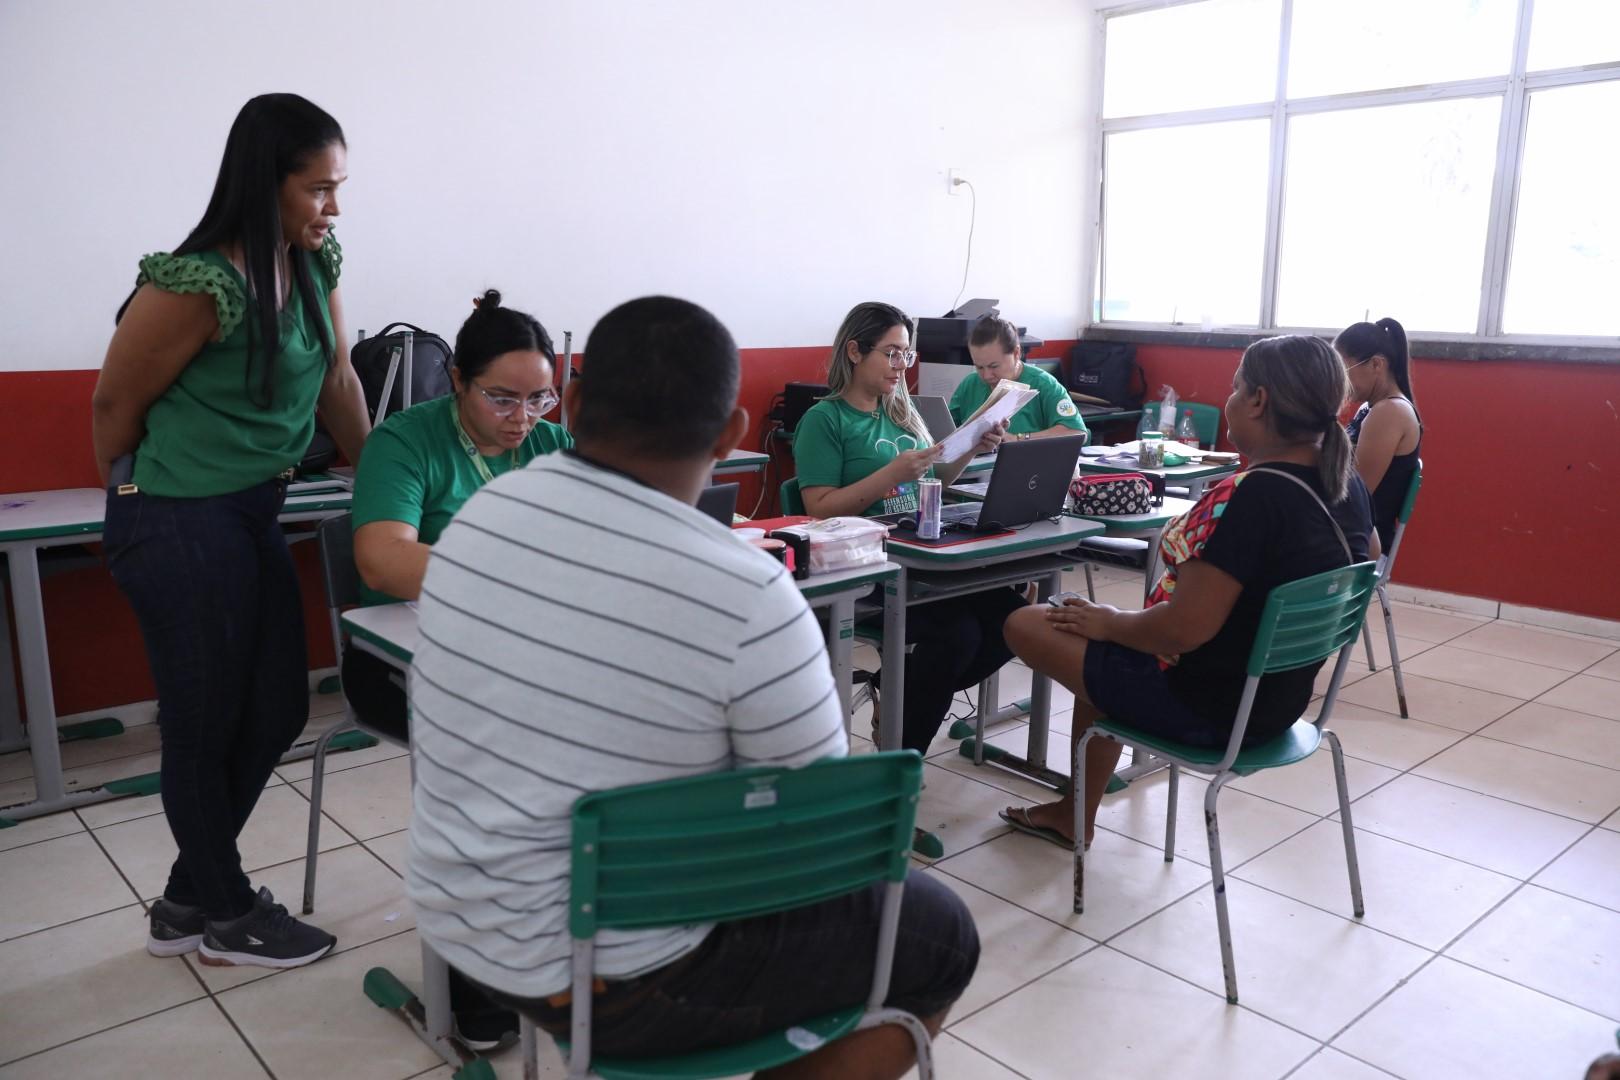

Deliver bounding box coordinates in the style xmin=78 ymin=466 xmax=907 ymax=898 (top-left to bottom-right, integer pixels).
xmin=1397 ymin=459 xmax=1423 ymax=524
xmin=1246 ymin=562 xmax=1380 ymax=678
xmin=570 ymin=752 xmax=921 ymax=939
xmin=779 ymin=477 xmax=806 ymax=516
xmin=1139 ymin=401 xmax=1221 ymax=448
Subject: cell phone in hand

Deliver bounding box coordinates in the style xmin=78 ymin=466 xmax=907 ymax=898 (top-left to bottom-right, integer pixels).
xmin=1047 ymin=591 xmax=1084 ymax=607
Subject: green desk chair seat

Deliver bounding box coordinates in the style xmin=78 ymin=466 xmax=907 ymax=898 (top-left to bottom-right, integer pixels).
xmin=1359 ymin=461 xmax=1423 ymax=717
xmin=1073 ymin=561 xmax=1380 ymax=1004
xmin=303 ymin=514 xmax=399 ymax=915
xmin=516 ymin=751 xmax=934 ymax=1080
xmin=1138 ymin=401 xmax=1222 ymax=450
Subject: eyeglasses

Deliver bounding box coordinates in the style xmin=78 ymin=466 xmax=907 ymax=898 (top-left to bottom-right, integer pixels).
xmin=474 ymin=383 xmax=559 ymax=418
xmin=874 ymin=346 xmax=918 ymax=369
xmin=1342 ymin=356 xmax=1372 ymax=372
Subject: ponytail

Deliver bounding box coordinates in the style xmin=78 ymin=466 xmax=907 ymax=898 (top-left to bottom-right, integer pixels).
xmin=1336 ymin=316 xmax=1417 ymax=409
xmin=1318 ymin=419 xmax=1353 ymax=504
xmin=1374 ymin=317 xmax=1416 ymax=405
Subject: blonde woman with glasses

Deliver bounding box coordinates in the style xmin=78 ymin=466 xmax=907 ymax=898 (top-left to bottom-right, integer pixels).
xmin=794 ymin=300 xmax=1019 ymax=755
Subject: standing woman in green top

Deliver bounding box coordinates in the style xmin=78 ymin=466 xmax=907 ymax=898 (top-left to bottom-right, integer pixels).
xmin=950 ymin=315 xmax=1089 ymax=443
xmin=91 ymin=94 xmax=370 ymax=970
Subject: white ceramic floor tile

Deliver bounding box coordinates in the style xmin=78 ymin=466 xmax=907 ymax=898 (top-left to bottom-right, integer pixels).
xmin=1384 ymin=603 xmax=1491 ymax=644
xmin=1112 ymin=878 xmax=1428 ymax=1039
xmin=0 ymin=810 xmax=83 ymax=854
xmin=187 ymin=843 xmax=416 ymax=992
xmin=73 ymin=770 xmax=287 ymax=832
xmin=364 ymin=828 xmax=411 ymax=878
xmin=1338 ymin=670 xmax=1524 ymax=732
xmin=1335 ymin=957 xmax=1616 ymax=1080
xmin=0 ymin=750 xmax=31 ymax=785
xmin=1315 ymin=654 xmax=1377 ymax=695
xmin=1402 ymin=646 xmax=1570 ymax=700
xmin=912 ymin=870 xmax=1093 ymax=1020
xmin=1606 ymin=810 xmax=1620 ymax=833
xmin=0 ymin=998 xmax=267 ymax=1080
xmin=1447 ymin=884 xmax=1620 ymax=1021
xmin=938 ymin=829 xmax=1210 ymax=942
xmin=1288 ymin=1048 xmax=1401 ymax=1080
xmin=924 ymin=727 xmax=1054 ymax=806
xmin=912 ymin=1033 xmax=1025 ymax=1079
xmin=1344 ymin=775 xmax=1588 ymax=879
xmin=96 ymin=784 xmax=353 ymax=901
xmin=1479 ymin=702 xmax=1620 ymax=771
xmin=217 ymin=930 xmax=441 ymax=1080
xmin=1316 ymin=701 xmax=1467 ymax=770
xmin=952 ymin=947 xmax=1316 ymax=1079
xmin=1413 ymin=736 xmax=1620 ymax=824
xmin=1583 ymin=651 xmax=1620 ymax=682
xmin=276 ymin=733 xmax=411 ymax=783
xmin=909 ymin=762 xmax=1028 ymax=862
xmin=1538 ymin=675 xmax=1620 ymax=721
xmin=1235 ymin=819 xmax=1517 ymax=951
xmin=1227 ymin=745 xmax=1400 ymax=817
xmin=1532 ymin=828 xmax=1620 ymax=912
xmin=54 ymin=722 xmax=164 ymax=772
xmin=1091 ymin=767 xmax=1319 ymax=869
xmin=0 ymin=902 xmax=204 ymax=1065
xmin=291 ymin=754 xmax=414 ymax=841
xmin=1447 ymin=621 xmax=1617 ymax=673
xmin=0 ymin=832 xmax=136 ymax=941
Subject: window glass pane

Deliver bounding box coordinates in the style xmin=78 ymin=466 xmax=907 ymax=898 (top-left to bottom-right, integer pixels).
xmin=1503 ymin=81 xmax=1620 ymax=336
xmin=1276 ymin=97 xmax=1501 ymax=332
xmin=1101 ymin=120 xmax=1271 ymax=325
xmin=1288 ymin=0 xmax=1517 ymax=98
xmin=1103 ymin=0 xmax=1279 ymax=118
xmin=1528 ymin=0 xmax=1620 ymax=71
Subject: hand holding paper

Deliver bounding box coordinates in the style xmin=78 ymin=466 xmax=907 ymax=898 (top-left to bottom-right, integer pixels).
xmin=936 ymin=379 xmax=1039 ymax=461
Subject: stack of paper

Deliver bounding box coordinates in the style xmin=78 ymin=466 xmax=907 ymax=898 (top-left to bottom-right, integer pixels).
xmin=936 ymin=379 xmax=1039 ymax=461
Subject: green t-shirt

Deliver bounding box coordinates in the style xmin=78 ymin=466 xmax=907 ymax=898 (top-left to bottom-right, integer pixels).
xmin=792 ymin=398 xmax=935 ymax=517
xmin=131 ymin=239 xmax=343 ymax=497
xmin=948 ymin=362 xmax=1088 ymax=438
xmin=351 ymin=394 xmax=573 ymax=604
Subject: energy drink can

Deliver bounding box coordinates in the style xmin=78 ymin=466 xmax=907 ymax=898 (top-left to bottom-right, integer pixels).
xmin=917 ymin=478 xmax=942 ymax=540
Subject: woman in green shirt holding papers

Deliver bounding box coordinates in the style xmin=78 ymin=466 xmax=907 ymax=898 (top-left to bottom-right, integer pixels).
xmin=794 ymin=301 xmax=1020 ymax=756
xmin=950 ymin=315 xmax=1088 ymax=442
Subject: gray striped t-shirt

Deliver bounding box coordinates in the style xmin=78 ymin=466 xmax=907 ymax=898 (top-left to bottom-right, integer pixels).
xmin=405 ymin=451 xmax=847 ymax=999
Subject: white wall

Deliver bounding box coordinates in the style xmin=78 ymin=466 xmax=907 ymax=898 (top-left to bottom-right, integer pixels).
xmin=0 ymin=0 xmax=1098 ymax=370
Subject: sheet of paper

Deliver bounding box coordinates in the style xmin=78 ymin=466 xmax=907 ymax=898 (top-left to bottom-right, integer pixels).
xmin=936 ymin=379 xmax=1039 ymax=460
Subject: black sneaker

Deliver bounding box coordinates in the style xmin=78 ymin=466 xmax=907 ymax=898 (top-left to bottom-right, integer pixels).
xmin=455 ymin=1008 xmax=519 ymax=1053
xmin=197 ymin=887 xmax=336 ymax=969
xmin=147 ymin=898 xmax=207 ymax=957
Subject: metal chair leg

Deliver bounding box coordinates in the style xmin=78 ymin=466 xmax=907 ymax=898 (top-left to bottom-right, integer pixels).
xmin=856 ymin=1009 xmax=935 ymax=1079
xmin=519 ymin=1014 xmax=540 ymax=1080
xmin=302 ymin=719 xmax=353 ymax=915
xmin=1073 ymin=729 xmax=1096 ymax=914
xmin=1378 ymin=585 xmax=1409 ymax=718
xmin=1203 ymin=777 xmax=1239 ymax=1004
xmin=1325 ymin=730 xmax=1365 ymax=918
xmin=1163 ymin=763 xmax=1179 ymax=862
xmin=1361 ymin=619 xmax=1378 ymax=673
xmin=1083 ymin=562 xmax=1097 ymax=602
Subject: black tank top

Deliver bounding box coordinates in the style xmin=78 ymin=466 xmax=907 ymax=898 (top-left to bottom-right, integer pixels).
xmin=1347 ymin=401 xmax=1421 ymax=551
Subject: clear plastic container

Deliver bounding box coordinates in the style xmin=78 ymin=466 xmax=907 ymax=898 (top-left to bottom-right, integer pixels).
xmin=1138 ymin=431 xmax=1165 ymax=469
xmin=773 ymin=517 xmax=891 ymax=575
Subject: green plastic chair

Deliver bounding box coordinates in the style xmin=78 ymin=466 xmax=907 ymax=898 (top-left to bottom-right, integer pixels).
xmin=1360 ymin=461 xmax=1423 ymax=717
xmin=1073 ymin=561 xmax=1380 ymax=1004
xmin=517 ymin=751 xmax=932 ymax=1080
xmin=1139 ymin=401 xmax=1222 ymax=449
xmin=779 ymin=476 xmax=805 ymax=516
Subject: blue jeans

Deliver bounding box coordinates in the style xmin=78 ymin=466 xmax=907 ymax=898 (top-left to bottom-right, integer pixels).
xmin=103 ymin=478 xmax=308 ymax=920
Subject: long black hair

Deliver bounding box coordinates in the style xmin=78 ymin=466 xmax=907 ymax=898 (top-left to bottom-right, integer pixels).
xmin=120 ymin=93 xmax=346 ymax=407
xmin=1335 ymin=317 xmax=1416 ymax=406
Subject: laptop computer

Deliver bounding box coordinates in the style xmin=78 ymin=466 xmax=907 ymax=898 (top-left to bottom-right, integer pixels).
xmin=696 ymin=482 xmax=739 ymax=525
xmin=913 ymin=394 xmax=957 ymax=440
xmin=882 ymin=434 xmax=1084 ymax=535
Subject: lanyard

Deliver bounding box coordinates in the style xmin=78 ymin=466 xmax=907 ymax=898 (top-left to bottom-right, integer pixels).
xmin=451 ymin=401 xmax=517 ymax=485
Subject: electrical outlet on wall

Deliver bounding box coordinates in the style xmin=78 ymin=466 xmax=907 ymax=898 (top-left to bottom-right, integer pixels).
xmin=947 ymin=168 xmax=966 ymax=195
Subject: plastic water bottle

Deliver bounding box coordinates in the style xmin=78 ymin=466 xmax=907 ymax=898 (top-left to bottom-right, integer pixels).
xmin=1177 ymin=409 xmax=1199 ymax=448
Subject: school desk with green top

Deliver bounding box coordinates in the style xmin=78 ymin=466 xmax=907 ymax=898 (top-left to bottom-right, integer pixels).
xmin=1079 ymin=446 xmax=1240 ymax=499
xmin=0 ymin=483 xmax=354 ymax=825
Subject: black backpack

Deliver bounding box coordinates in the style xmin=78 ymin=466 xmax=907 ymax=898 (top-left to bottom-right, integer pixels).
xmin=297 ymin=322 xmax=454 ymax=475
xmin=1066 ymin=341 xmax=1146 ymax=409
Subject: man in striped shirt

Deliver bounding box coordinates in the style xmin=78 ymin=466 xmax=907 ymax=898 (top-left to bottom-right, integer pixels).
xmin=407 ymin=296 xmax=977 ymax=1075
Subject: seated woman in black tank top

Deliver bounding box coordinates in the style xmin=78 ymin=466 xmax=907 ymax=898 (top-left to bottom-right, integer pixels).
xmin=996 ymin=336 xmax=1377 ymax=851
xmin=1336 ymin=317 xmax=1421 ymax=552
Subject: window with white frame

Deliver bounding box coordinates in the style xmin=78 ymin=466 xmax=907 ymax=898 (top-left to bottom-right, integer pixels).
xmin=1094 ymin=0 xmax=1620 ymax=342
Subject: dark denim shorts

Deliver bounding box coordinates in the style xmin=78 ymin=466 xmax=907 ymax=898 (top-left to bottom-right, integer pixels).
xmin=484 ymin=872 xmax=978 ymax=1060
xmin=1082 ymin=639 xmax=1231 ymax=749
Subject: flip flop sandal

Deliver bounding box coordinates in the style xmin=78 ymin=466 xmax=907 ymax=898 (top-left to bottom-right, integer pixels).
xmin=998 ymin=807 xmax=1079 ymax=851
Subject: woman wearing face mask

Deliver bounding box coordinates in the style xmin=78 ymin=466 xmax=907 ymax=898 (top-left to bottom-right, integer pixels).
xmin=950 ymin=315 xmax=1088 ymax=442
xmin=793 ymin=300 xmax=1019 ymax=755
xmin=1334 ymin=317 xmax=1421 ymax=553
xmin=998 ymin=335 xmax=1377 ymax=851
xmin=93 ymin=93 xmax=370 ymax=970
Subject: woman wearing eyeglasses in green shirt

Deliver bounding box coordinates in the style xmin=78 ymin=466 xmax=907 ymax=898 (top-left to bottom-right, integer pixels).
xmin=350 ymin=289 xmax=572 ymax=608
